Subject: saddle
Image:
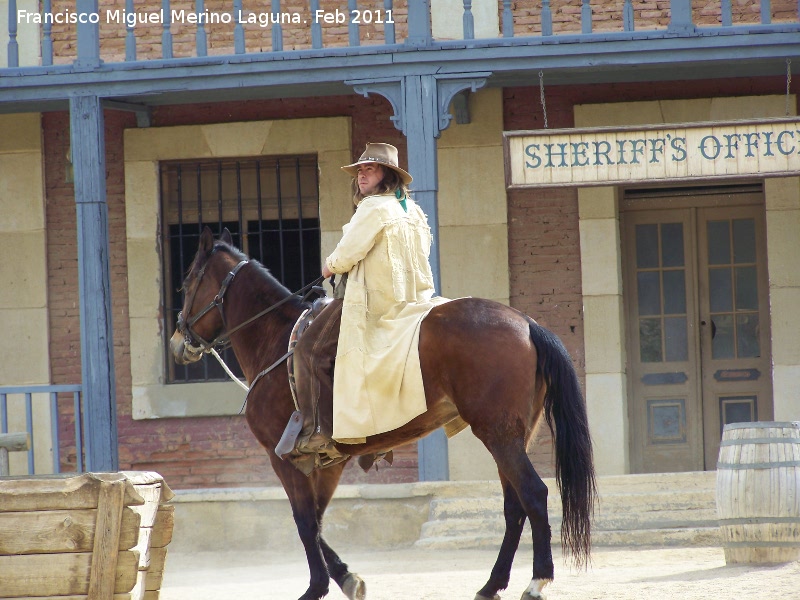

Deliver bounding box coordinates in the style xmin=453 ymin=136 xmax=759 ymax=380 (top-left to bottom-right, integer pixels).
xmin=275 ymin=296 xmax=393 ymax=475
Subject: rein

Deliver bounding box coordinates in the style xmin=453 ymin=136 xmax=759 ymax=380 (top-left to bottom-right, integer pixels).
xmin=179 ymin=259 xmax=323 ymax=352
xmin=177 ymin=255 xmax=325 ymax=404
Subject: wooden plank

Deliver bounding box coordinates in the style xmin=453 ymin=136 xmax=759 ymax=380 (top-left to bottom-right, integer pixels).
xmin=144 ymin=548 xmax=167 ymax=591
xmin=0 ymin=551 xmax=138 ymax=598
xmin=150 ymin=505 xmax=175 ymax=548
xmin=88 ymin=479 xmax=127 ymax=599
xmin=0 ymin=473 xmax=143 ymax=513
xmin=0 ymin=432 xmax=30 ymax=451
xmin=0 ymin=508 xmax=140 ymax=555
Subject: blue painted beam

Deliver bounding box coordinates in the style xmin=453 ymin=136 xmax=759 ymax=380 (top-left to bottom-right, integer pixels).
xmin=403 ymin=74 xmax=447 ymax=481
xmin=69 ymin=95 xmax=119 ymax=473
xmin=1 ymin=29 xmax=799 ymax=106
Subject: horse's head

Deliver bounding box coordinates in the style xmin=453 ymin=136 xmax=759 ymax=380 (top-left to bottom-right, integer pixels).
xmin=169 ymin=226 xmax=246 ymax=365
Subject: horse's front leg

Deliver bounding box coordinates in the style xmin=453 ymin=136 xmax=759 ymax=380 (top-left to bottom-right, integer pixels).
xmin=273 ymin=460 xmax=330 ymax=600
xmin=312 ymin=461 xmax=366 ymax=600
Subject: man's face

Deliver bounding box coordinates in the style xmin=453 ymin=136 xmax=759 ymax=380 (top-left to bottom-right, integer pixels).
xmin=357 ymin=163 xmax=385 ymax=196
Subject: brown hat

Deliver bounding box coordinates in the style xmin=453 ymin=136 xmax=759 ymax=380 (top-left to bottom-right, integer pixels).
xmin=341 ymin=143 xmax=413 ymax=185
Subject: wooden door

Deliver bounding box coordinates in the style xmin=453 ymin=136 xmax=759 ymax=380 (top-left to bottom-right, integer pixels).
xmin=625 ymin=209 xmax=703 ymax=472
xmin=697 ymin=205 xmax=773 ymax=469
xmin=624 ymin=190 xmax=772 ymax=473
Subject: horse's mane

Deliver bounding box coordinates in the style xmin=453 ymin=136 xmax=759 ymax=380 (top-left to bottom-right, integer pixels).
xmin=210 ymin=240 xmax=306 ymax=307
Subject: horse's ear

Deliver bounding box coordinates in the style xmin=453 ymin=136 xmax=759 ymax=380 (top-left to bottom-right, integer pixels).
xmin=199 ymin=226 xmax=214 ymax=255
xmin=221 ymin=228 xmax=233 ymax=246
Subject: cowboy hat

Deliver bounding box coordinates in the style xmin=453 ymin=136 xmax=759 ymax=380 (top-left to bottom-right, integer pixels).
xmin=341 ymin=142 xmax=413 ymax=185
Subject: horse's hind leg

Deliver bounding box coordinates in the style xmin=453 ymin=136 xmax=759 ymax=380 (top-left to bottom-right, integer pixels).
xmin=476 ymin=474 xmax=527 ymax=600
xmin=480 ymin=439 xmax=554 ymax=600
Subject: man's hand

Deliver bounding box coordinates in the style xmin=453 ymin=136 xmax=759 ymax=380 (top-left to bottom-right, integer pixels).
xmin=322 ymin=260 xmax=333 ymax=278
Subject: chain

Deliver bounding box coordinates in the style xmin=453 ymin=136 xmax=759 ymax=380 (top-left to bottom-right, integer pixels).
xmin=786 ymin=58 xmax=793 ymax=117
xmin=539 ymin=71 xmax=549 ymax=129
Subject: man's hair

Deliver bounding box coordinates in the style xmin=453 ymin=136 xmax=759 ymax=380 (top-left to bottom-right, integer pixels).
xmin=351 ymin=166 xmax=411 ymax=204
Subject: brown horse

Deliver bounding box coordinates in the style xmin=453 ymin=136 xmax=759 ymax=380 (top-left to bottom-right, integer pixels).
xmin=170 ymin=227 xmax=596 ymax=600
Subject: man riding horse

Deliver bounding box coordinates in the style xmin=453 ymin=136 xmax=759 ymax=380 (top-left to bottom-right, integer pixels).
xmin=281 ymin=142 xmax=449 ymax=473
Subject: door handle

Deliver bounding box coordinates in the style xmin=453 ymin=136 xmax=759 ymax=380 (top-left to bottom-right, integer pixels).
xmin=701 ymin=319 xmax=717 ymax=339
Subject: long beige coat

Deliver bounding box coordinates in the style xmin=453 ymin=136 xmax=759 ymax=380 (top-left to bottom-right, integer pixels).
xmin=326 ymin=192 xmax=448 ymax=442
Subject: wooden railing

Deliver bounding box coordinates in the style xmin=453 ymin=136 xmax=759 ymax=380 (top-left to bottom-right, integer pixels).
xmin=3 ymin=0 xmax=799 ymax=69
xmin=0 ymin=385 xmax=84 ymax=475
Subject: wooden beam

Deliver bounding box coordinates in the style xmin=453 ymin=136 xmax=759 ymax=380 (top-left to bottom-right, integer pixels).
xmin=0 ymin=508 xmax=140 ymax=555
xmin=403 ymin=73 xmax=449 ymax=482
xmin=0 ymin=432 xmax=30 ymax=451
xmin=0 ymin=473 xmax=143 ymax=512
xmin=0 ymin=551 xmax=138 ymax=597
xmin=69 ymin=95 xmax=119 ymax=472
xmin=1 ymin=30 xmax=799 ymax=107
xmin=0 ymin=433 xmax=30 ymax=477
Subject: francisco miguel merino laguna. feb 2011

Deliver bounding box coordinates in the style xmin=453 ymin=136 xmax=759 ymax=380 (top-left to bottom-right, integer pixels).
xmin=16 ymin=7 xmax=395 ymax=27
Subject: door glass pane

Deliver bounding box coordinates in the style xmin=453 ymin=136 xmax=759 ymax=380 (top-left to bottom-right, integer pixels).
xmin=637 ymin=272 xmax=661 ymax=315
xmin=636 ymin=224 xmax=659 ymax=268
xmin=733 ymin=218 xmax=756 ymax=264
xmin=661 ymin=223 xmax=684 ymax=267
xmin=640 ymin=318 xmax=663 ymax=362
xmin=735 ymin=266 xmax=758 ymax=311
xmin=664 ymin=316 xmax=688 ymax=362
xmin=736 ymin=313 xmax=760 ymax=358
xmin=707 ymin=220 xmax=731 ymax=265
xmin=712 ymin=314 xmax=735 ymax=359
xmin=709 ymin=267 xmax=733 ymax=312
xmin=662 ymin=270 xmax=687 ymax=314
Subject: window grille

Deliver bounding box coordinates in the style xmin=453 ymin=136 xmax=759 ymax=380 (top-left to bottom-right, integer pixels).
xmin=160 ymin=155 xmax=321 ymax=384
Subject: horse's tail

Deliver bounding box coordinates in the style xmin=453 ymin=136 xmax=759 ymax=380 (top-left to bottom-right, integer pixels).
xmin=528 ymin=319 xmax=597 ymax=569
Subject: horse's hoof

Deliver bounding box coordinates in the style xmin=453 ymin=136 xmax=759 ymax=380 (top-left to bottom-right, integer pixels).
xmin=519 ymin=578 xmax=550 ymax=600
xmin=343 ymin=573 xmax=366 ymax=600
xmin=475 ymin=594 xmax=500 ymax=600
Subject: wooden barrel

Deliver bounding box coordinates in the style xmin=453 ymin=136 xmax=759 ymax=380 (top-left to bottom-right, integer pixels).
xmin=716 ymin=421 xmax=800 ymax=564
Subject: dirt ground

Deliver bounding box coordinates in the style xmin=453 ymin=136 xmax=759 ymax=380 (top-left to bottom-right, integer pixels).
xmin=160 ymin=545 xmax=800 ymax=600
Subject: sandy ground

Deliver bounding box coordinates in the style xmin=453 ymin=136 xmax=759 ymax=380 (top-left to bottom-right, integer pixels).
xmin=160 ymin=545 xmax=800 ymax=600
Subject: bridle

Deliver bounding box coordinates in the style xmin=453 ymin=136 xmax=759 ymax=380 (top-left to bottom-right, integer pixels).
xmin=177 ymin=258 xmax=251 ymax=354
xmin=176 ymin=252 xmax=324 ymax=355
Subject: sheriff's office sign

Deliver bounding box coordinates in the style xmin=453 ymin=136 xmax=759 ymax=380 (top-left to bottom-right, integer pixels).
xmin=504 ymin=118 xmax=800 ymax=188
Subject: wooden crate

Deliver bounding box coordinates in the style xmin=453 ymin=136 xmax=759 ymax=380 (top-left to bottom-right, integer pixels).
xmin=0 ymin=472 xmax=174 ymax=600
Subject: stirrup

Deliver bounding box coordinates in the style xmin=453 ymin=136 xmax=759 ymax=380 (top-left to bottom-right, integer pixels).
xmin=275 ymin=411 xmax=304 ymax=459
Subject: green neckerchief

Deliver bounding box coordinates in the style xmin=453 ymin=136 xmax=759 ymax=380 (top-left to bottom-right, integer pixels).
xmin=396 ymin=189 xmax=407 ymax=212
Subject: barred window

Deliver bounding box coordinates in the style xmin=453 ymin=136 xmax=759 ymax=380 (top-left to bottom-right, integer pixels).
xmin=161 ymin=155 xmax=321 ymax=384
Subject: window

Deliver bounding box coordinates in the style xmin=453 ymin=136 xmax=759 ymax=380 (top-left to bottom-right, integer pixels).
xmin=161 ymin=155 xmax=321 ymax=383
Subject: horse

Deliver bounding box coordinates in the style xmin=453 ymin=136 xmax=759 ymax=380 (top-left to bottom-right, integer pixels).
xmin=170 ymin=227 xmax=596 ymax=600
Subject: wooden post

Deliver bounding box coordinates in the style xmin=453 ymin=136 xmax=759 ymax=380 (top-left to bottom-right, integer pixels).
xmin=75 ymin=0 xmax=101 ymax=69
xmin=0 ymin=432 xmax=31 ymax=477
xmin=403 ymin=74 xmax=449 ymax=481
xmin=406 ymin=0 xmax=431 ymax=46
xmin=70 ymin=95 xmax=119 ymax=472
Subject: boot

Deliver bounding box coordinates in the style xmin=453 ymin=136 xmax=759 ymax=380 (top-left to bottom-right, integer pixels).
xmin=291 ymin=299 xmax=344 ymax=463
